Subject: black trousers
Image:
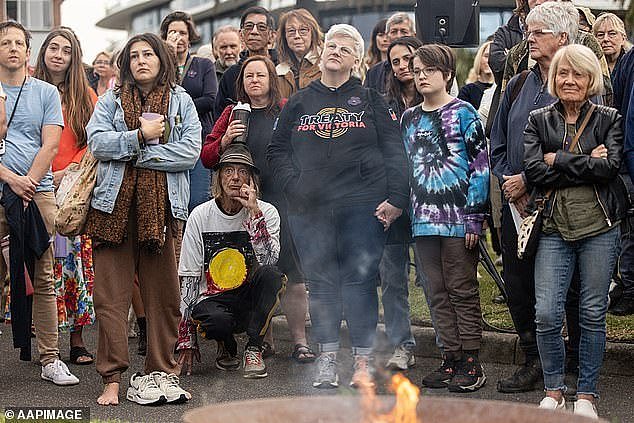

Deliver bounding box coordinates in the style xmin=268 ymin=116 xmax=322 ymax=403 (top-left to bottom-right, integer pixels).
xmin=191 ymin=265 xmax=286 ymax=352
xmin=501 ymin=205 xmax=580 ymax=361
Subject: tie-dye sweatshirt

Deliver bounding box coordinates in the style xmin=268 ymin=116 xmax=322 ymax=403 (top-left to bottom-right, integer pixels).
xmin=401 ymin=98 xmax=489 ymax=238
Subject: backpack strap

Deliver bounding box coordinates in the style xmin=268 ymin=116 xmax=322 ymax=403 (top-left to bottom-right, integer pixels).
xmin=509 ymin=70 xmax=530 ymax=106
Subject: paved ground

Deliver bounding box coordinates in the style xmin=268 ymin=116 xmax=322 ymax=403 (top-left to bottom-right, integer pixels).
xmin=1 ymin=324 xmax=633 ymax=423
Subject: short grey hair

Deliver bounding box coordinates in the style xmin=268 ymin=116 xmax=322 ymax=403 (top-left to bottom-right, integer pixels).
xmin=386 ymin=12 xmax=415 ymax=34
xmin=526 ymin=2 xmax=579 ymax=44
xmin=212 ymin=25 xmax=240 ymax=45
xmin=324 ymin=24 xmax=364 ymax=78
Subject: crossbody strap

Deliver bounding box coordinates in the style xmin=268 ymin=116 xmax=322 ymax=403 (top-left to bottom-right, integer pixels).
xmin=567 ymin=103 xmax=596 ymax=153
xmin=542 ymin=103 xmax=597 ymax=200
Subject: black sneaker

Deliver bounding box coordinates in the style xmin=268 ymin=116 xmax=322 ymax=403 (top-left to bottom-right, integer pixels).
xmin=497 ymin=359 xmax=542 ymax=393
xmin=448 ymin=354 xmax=486 ymax=392
xmin=215 ymin=339 xmax=240 ymax=371
xmin=609 ymin=296 xmax=634 ymax=316
xmin=422 ymin=359 xmax=455 ymax=388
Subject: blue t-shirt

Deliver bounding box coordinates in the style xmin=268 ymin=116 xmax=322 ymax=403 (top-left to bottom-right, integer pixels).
xmin=1 ymin=77 xmax=63 ymax=192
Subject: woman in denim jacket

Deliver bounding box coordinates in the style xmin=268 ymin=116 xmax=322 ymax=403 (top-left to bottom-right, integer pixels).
xmin=85 ymin=33 xmax=201 ymax=407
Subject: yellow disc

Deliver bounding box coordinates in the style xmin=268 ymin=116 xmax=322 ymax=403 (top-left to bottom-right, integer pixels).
xmin=208 ymin=248 xmax=247 ymax=290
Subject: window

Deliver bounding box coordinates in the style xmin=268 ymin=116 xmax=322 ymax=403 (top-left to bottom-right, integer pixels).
xmin=5 ymin=0 xmax=52 ymax=30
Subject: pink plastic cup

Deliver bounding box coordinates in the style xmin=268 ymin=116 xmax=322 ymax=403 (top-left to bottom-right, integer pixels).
xmin=141 ymin=112 xmax=163 ymax=144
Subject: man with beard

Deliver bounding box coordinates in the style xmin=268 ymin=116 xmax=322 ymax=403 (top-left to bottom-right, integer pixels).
xmin=213 ymin=26 xmax=241 ymax=81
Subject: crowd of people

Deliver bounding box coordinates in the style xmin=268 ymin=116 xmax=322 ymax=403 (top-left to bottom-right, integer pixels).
xmin=0 ymin=0 xmax=633 ymax=419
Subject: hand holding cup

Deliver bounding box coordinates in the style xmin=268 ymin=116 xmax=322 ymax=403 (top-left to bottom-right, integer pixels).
xmin=139 ymin=113 xmax=165 ymax=144
xmin=221 ymin=120 xmax=247 ymax=151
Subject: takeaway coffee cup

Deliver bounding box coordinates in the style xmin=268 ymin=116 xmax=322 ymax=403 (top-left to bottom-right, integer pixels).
xmin=141 ymin=112 xmax=163 ymax=145
xmin=230 ymin=102 xmax=251 ymax=144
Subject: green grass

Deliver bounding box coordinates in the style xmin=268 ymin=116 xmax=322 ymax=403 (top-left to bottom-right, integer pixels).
xmin=400 ymin=247 xmax=634 ymax=343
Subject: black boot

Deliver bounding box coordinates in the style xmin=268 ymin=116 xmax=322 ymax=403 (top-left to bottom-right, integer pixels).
xmin=497 ymin=357 xmax=542 ymax=393
xmin=137 ymin=317 xmax=147 ymax=356
xmin=609 ymin=295 xmax=634 ymax=316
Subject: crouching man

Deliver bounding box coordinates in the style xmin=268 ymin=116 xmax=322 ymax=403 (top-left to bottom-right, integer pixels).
xmin=177 ymin=144 xmax=285 ymax=379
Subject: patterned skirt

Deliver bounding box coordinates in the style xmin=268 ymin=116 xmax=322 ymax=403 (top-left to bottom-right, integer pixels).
xmin=54 ymin=234 xmax=95 ymax=332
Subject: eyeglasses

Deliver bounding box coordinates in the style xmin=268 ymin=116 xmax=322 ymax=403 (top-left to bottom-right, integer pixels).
xmin=524 ymin=29 xmax=556 ymax=40
xmin=595 ymin=30 xmax=621 ymax=40
xmin=93 ymin=60 xmax=109 ymax=66
xmin=286 ymin=27 xmax=310 ymax=37
xmin=412 ymin=66 xmax=440 ymax=78
xmin=324 ymin=42 xmax=354 ymax=57
xmin=242 ymin=22 xmax=269 ymax=33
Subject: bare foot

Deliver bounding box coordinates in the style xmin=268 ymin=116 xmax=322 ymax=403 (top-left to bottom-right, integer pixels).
xmin=97 ymin=382 xmax=120 ymax=406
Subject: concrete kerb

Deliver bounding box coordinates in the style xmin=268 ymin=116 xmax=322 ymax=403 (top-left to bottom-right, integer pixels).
xmin=270 ymin=316 xmax=634 ymax=376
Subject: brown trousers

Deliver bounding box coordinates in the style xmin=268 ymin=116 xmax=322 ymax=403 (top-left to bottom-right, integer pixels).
xmin=415 ymin=236 xmax=482 ymax=354
xmin=93 ymin=215 xmax=181 ymax=384
xmin=0 ymin=191 xmax=58 ymax=366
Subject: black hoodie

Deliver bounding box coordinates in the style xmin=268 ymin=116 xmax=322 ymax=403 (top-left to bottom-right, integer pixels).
xmin=267 ymin=77 xmax=409 ymax=212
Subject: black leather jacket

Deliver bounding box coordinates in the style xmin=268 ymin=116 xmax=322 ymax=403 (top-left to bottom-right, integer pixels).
xmin=524 ymin=100 xmax=630 ymax=226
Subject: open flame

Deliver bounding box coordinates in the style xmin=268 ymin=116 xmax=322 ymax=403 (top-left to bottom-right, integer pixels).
xmin=360 ymin=373 xmax=421 ymax=423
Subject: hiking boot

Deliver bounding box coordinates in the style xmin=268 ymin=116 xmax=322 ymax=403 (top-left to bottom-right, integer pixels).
xmin=421 ymin=358 xmax=455 ymax=388
xmin=497 ymin=359 xmax=542 ymax=393
xmin=41 ymin=359 xmax=79 ymax=386
xmin=137 ymin=317 xmax=147 ymax=356
xmin=448 ymin=354 xmax=486 ymax=393
xmin=350 ymin=355 xmax=375 ymax=388
xmin=215 ymin=340 xmax=240 ymax=371
xmin=243 ymin=345 xmax=267 ymax=379
xmin=539 ymin=396 xmax=565 ymax=411
xmin=152 ymin=372 xmax=191 ymax=404
xmin=609 ymin=296 xmax=634 ymax=316
xmin=385 ymin=345 xmax=415 ymax=371
xmin=313 ymin=352 xmax=338 ymax=389
xmin=574 ymin=399 xmax=598 ymax=419
xmin=127 ymin=372 xmax=166 ymax=405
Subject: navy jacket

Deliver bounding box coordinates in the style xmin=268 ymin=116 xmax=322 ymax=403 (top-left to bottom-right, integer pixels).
xmin=612 ymin=48 xmax=634 ymax=121
xmin=181 ymin=55 xmax=217 ymax=136
xmin=363 ymin=60 xmax=390 ymax=95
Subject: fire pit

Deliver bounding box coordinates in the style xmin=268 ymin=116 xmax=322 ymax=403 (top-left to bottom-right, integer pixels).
xmin=183 ymin=395 xmax=604 ymax=423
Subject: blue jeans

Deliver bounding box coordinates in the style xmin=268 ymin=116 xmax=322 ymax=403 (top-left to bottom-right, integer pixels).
xmin=289 ymin=202 xmax=386 ymax=355
xmin=379 ymin=243 xmax=415 ymax=350
xmin=188 ymin=158 xmax=211 ymax=212
xmin=534 ymin=227 xmax=620 ymax=397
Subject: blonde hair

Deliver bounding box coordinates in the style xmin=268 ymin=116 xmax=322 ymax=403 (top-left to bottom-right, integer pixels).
xmin=211 ymin=167 xmax=260 ymax=199
xmin=323 ymin=24 xmax=364 ymax=78
xmin=466 ymin=41 xmax=492 ymax=84
xmin=593 ymin=13 xmax=632 ymax=51
xmin=548 ymin=44 xmax=604 ymax=99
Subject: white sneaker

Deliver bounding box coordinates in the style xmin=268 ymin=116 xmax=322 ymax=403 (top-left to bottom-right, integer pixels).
xmin=126 ymin=372 xmax=166 ymax=405
xmin=574 ymin=399 xmax=598 ymax=419
xmin=243 ymin=346 xmax=267 ymax=379
xmin=385 ymin=345 xmax=415 ymax=371
xmin=41 ymin=359 xmax=79 ymax=386
xmin=152 ymin=372 xmax=191 ymax=404
xmin=538 ymin=396 xmax=565 ymax=411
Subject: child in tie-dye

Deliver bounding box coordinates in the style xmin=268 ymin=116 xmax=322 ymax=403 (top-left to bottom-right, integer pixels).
xmin=401 ymin=44 xmax=489 ymax=393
